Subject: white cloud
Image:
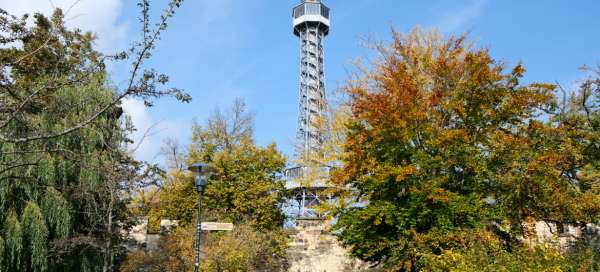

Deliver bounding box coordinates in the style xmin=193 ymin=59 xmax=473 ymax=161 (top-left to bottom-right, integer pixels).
xmin=122 ymin=98 xmax=152 ymax=159
xmin=437 ymin=0 xmax=488 ymax=32
xmin=122 ymin=98 xmax=184 ymax=164
xmin=0 ymin=0 xmax=128 ymax=53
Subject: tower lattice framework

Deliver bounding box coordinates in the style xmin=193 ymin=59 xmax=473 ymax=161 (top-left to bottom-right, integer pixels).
xmin=294 ymin=0 xmax=330 ymax=160
xmin=286 ymin=0 xmax=331 ymax=220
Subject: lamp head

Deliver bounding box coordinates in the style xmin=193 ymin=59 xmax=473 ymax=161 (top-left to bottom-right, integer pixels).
xmin=187 ymin=163 xmax=213 ymax=192
xmin=188 ymin=163 xmax=210 ymax=174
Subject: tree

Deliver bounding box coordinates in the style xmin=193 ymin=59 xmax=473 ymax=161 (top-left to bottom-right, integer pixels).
xmin=125 ymin=100 xmax=290 ymax=271
xmin=189 ymin=98 xmax=254 ymax=162
xmin=154 ymin=99 xmax=288 ymax=230
xmin=331 ymin=29 xmax=600 ymax=271
xmin=0 ymin=1 xmax=189 ymax=144
xmin=0 ymin=1 xmax=187 ymax=270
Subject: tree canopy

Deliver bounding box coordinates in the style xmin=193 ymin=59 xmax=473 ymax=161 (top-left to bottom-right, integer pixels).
xmin=2 ymin=2 xmax=600 ymax=271
xmin=0 ymin=1 xmax=186 ymax=270
xmin=331 ymin=29 xmax=600 ymax=271
xmin=128 ymin=100 xmax=290 ymax=271
xmin=152 ymin=100 xmax=288 ymax=230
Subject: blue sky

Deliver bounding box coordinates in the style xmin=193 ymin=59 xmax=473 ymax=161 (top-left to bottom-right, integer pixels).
xmin=4 ymin=0 xmax=600 ymax=164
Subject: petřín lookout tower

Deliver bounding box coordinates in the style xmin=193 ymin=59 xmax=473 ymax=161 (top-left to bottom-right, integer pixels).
xmin=286 ymin=1 xmax=365 ymax=271
xmin=293 ymin=0 xmax=329 ymax=160
xmin=286 ymin=0 xmax=331 ymax=220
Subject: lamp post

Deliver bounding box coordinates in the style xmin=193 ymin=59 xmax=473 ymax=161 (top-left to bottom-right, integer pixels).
xmin=188 ymin=163 xmax=212 ymax=272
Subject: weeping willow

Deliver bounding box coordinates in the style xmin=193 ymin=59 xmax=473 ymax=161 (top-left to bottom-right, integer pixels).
xmin=0 ymin=73 xmax=137 ymax=271
xmin=0 ymin=7 xmax=182 ymax=271
xmin=4 ymin=211 xmax=22 ymax=269
xmin=41 ymin=187 xmax=71 ymax=239
xmin=22 ymin=202 xmax=49 ymax=272
xmin=0 ymin=235 xmax=4 ymax=267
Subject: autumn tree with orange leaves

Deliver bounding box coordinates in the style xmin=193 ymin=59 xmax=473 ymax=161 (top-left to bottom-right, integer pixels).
xmin=331 ymin=29 xmax=600 ymax=271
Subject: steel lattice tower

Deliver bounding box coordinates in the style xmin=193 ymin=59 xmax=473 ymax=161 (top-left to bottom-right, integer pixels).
xmin=293 ymin=0 xmax=329 ymax=160
xmin=285 ymin=0 xmax=331 ymax=220
xmin=286 ymin=4 xmax=369 ymax=270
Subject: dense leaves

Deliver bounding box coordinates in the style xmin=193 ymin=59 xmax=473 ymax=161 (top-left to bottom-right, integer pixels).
xmin=332 ymin=29 xmax=600 ymax=271
xmin=154 ymin=100 xmax=288 ymax=230
xmin=0 ymin=11 xmax=125 ymax=270
xmin=127 ymin=100 xmax=290 ymax=271
xmin=0 ymin=1 xmax=186 ymax=270
xmin=121 ymin=224 xmax=290 ymax=272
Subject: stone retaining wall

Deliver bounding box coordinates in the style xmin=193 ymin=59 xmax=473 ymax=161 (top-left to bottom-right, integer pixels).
xmin=287 ymin=219 xmax=369 ymax=272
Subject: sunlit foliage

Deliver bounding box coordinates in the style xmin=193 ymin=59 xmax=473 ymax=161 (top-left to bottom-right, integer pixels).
xmin=332 ymin=28 xmax=600 ymax=271
xmin=0 ymin=0 xmax=186 ymax=270
xmin=126 ymin=100 xmax=290 ymax=271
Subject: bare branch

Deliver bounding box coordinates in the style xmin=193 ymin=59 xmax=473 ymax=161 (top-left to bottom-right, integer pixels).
xmin=64 ymin=0 xmax=82 ymax=17
xmin=9 ymin=38 xmax=52 ymax=65
xmin=0 ymin=0 xmax=188 ymax=144
xmin=0 ymin=160 xmax=40 ymax=176
xmin=129 ymin=121 xmax=164 ymax=154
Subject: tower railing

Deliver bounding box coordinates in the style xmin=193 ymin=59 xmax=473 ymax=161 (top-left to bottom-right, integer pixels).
xmin=293 ymin=3 xmax=330 ymax=19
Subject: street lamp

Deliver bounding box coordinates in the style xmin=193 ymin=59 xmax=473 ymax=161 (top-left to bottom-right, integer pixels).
xmin=188 ymin=163 xmax=213 ymax=272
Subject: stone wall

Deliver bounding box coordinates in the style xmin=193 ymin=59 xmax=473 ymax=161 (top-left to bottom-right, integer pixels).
xmin=286 ymin=219 xmax=600 ymax=271
xmin=124 ymin=217 xmax=175 ymax=252
xmin=525 ymin=221 xmax=600 ymax=252
xmin=287 ymin=219 xmax=369 ymax=272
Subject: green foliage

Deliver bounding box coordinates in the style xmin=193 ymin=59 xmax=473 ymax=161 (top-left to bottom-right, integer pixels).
xmin=0 ymin=9 xmax=117 ymax=270
xmin=41 ymin=187 xmax=71 ymax=239
xmin=0 ymin=235 xmax=4 ymax=266
xmin=0 ymin=1 xmax=186 ymax=270
xmin=154 ymin=100 xmax=288 ymax=230
xmin=0 ymin=11 xmax=120 ymax=272
xmin=419 ymin=238 xmax=600 ymax=272
xmin=4 ymin=211 xmax=22 ymax=269
xmin=129 ymin=100 xmax=290 ymax=270
xmin=154 ymin=171 xmax=199 ymax=225
xmin=331 ymin=28 xmax=600 ymax=270
xmin=121 ymin=224 xmax=290 ymax=272
xmin=201 ymin=225 xmax=290 ymax=272
xmin=421 ymin=245 xmax=571 ymax=272
xmin=22 ymin=202 xmax=49 ymax=272
xmin=201 ymin=139 xmax=287 ymax=230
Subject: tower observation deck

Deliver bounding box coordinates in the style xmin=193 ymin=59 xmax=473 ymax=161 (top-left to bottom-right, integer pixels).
xmin=286 ymin=0 xmax=332 ymax=220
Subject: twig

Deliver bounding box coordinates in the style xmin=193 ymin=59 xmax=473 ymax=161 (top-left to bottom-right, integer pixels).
xmin=129 ymin=121 xmax=164 ymax=153
xmin=0 ymin=1 xmax=185 ymax=144
xmin=10 ymin=38 xmax=52 ymax=65
xmin=65 ymin=0 xmax=82 ymax=17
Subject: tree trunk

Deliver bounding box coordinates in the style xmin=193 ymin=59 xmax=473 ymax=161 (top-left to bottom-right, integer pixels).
xmin=103 ymin=189 xmax=114 ymax=272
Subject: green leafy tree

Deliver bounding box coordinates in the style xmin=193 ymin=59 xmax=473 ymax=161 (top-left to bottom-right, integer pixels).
xmin=156 ymin=99 xmax=288 ymax=230
xmin=128 ymin=100 xmax=290 ymax=271
xmin=331 ymin=29 xmax=600 ymax=271
xmin=0 ymin=1 xmax=187 ymax=270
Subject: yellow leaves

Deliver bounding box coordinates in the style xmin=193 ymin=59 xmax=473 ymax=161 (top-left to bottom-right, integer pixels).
xmin=335 ymin=27 xmax=600 ymax=270
xmin=574 ymin=192 xmax=600 ymax=220
xmin=512 ymin=64 xmax=526 ymax=77
xmin=436 ymin=129 xmax=469 ymax=145
xmin=373 ymin=213 xmax=384 ymax=226
xmin=529 ymin=82 xmax=556 ymax=92
xmin=426 ymin=188 xmax=454 ymax=204
xmin=531 ymin=151 xmax=575 ymax=173
xmin=395 ymin=165 xmax=417 ymax=183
